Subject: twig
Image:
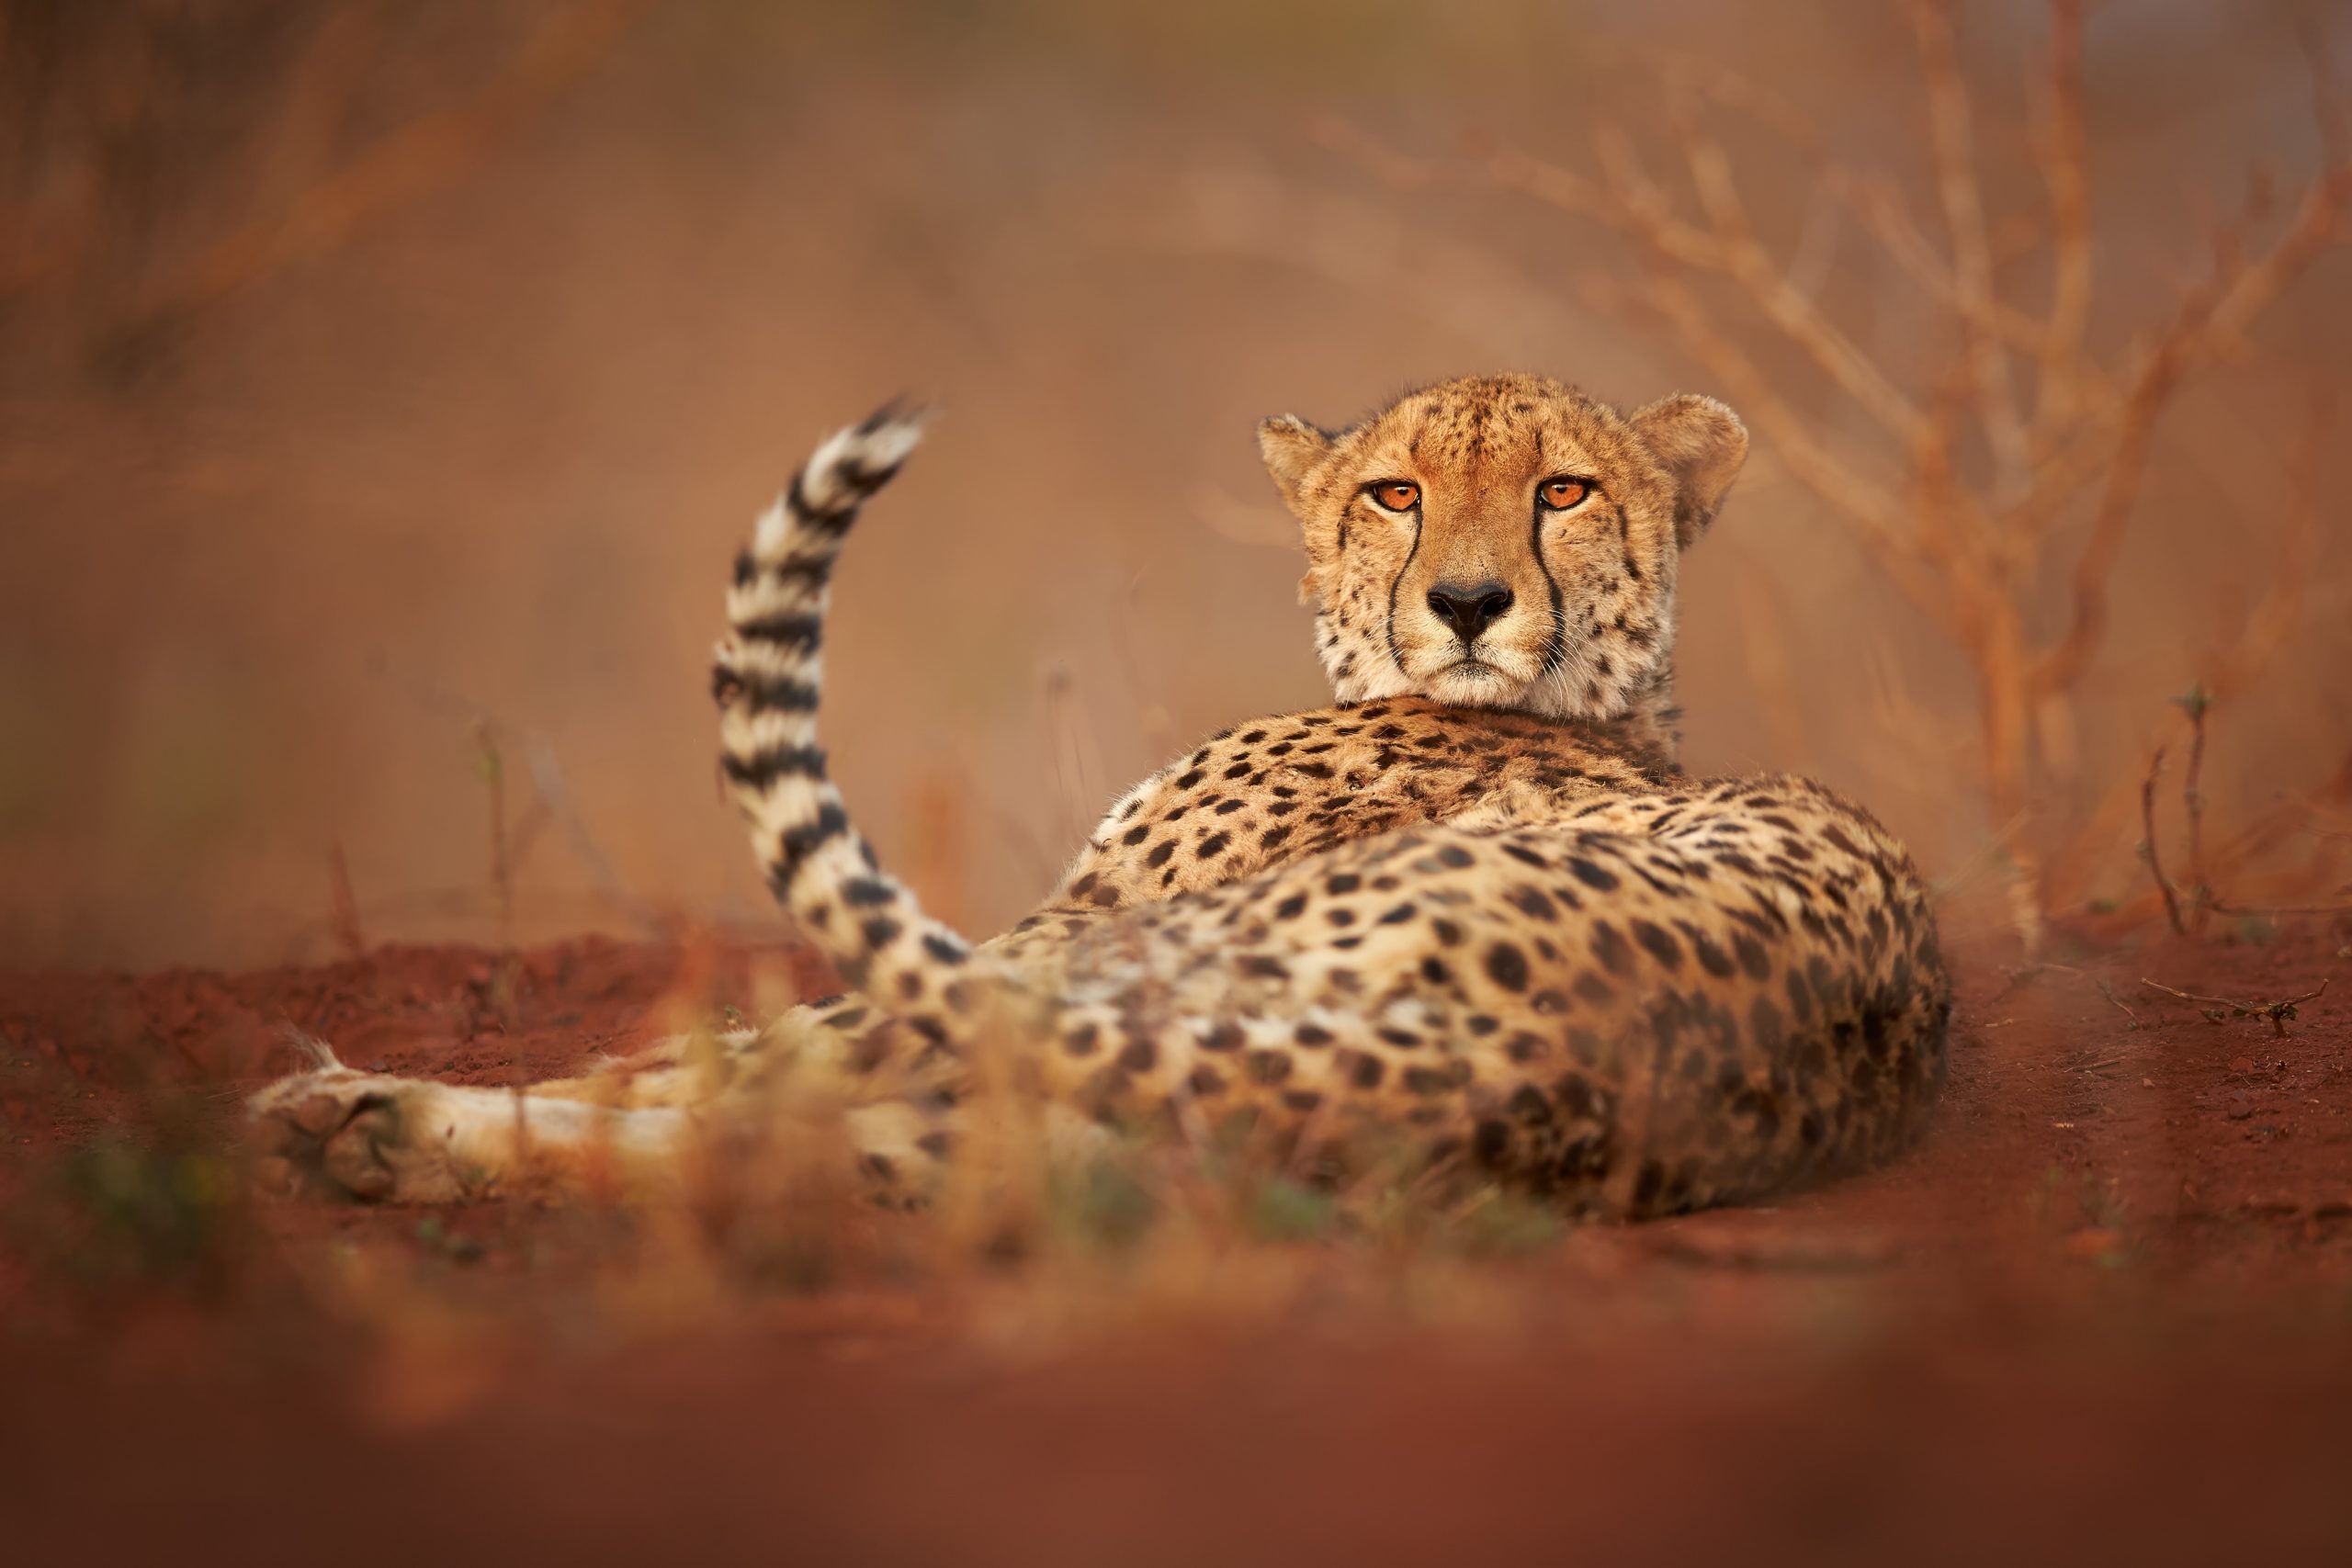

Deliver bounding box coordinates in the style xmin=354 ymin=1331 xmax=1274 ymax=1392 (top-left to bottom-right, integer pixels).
xmin=2140 ymin=747 xmax=2187 ymax=935
xmin=2207 ymin=901 xmax=2352 ymax=919
xmin=2139 ymin=976 xmax=2330 ymax=1038
xmin=2095 ymin=978 xmax=2143 ymax=1030
xmin=2176 ymin=684 xmax=2211 ymax=934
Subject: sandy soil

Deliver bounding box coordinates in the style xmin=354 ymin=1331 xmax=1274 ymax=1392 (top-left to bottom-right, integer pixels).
xmin=3 ymin=923 xmax=2348 ymax=1564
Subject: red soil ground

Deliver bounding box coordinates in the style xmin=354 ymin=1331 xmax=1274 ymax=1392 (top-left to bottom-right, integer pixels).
xmin=4 ymin=924 xmax=2349 ymax=1564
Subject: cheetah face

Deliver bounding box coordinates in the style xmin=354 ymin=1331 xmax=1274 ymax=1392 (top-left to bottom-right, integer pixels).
xmin=1257 ymin=374 xmax=1747 ymax=722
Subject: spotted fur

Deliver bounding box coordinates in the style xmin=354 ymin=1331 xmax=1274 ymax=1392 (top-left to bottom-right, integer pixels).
xmin=249 ymin=374 xmax=1950 ymax=1220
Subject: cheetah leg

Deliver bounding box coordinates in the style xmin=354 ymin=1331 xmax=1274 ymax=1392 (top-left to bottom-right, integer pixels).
xmin=245 ymin=1016 xmax=956 ymax=1205
xmin=248 ymin=1057 xmax=696 ymax=1203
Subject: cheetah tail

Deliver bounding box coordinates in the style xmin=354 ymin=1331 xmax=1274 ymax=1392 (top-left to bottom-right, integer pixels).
xmin=711 ymin=404 xmax=998 ymax=1043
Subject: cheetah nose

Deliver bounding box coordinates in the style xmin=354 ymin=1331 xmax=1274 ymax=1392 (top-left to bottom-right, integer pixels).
xmin=1426 ymin=581 xmax=1515 ymax=643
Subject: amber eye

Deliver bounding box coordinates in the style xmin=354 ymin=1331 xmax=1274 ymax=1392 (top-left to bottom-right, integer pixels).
xmin=1540 ymin=476 xmax=1593 ymax=510
xmin=1367 ymin=479 xmax=1420 ymax=513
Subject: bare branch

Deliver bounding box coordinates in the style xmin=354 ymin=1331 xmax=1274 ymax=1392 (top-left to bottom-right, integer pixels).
xmin=2026 ymin=288 xmax=2204 ymax=697
xmin=1571 ymin=266 xmax=1947 ymax=616
xmin=2034 ymin=0 xmax=2095 ymax=445
xmin=1483 ymin=136 xmax=1930 ymax=446
xmin=1911 ymin=0 xmax=2033 ymax=496
xmin=2039 ymin=393 xmax=2330 ymax=908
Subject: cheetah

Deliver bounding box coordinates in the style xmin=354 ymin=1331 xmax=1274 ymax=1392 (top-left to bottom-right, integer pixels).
xmin=250 ymin=373 xmax=1949 ymax=1219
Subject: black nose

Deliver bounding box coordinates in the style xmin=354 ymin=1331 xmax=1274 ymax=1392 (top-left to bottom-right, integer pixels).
xmin=1426 ymin=581 xmax=1515 ymax=643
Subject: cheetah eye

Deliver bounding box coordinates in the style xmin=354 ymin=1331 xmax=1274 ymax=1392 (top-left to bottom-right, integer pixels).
xmin=1366 ymin=479 xmax=1419 ymax=513
xmin=1539 ymin=476 xmax=1594 ymax=511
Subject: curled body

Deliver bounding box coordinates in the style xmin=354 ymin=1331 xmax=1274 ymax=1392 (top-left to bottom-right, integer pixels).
xmin=250 ymin=374 xmax=1950 ymax=1219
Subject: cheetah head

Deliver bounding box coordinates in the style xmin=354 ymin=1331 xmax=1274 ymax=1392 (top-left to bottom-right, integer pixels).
xmin=1258 ymin=373 xmax=1747 ymax=724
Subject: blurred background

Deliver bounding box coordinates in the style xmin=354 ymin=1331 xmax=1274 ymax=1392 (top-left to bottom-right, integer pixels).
xmin=2 ymin=0 xmax=2346 ymax=972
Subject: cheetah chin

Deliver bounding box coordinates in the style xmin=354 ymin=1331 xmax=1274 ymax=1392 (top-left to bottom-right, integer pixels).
xmin=251 ymin=373 xmax=1949 ymax=1221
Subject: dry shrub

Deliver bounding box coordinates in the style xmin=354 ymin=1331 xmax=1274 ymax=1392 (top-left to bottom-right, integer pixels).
xmin=1318 ymin=0 xmax=2349 ymax=942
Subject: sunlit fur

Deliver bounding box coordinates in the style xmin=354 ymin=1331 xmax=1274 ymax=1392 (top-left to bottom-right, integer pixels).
xmin=1259 ymin=373 xmax=1747 ymax=761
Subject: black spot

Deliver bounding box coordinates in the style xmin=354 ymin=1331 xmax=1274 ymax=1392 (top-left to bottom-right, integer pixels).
xmin=1473 ymin=1120 xmax=1512 ymax=1163
xmin=1063 ymin=1023 xmax=1101 ymax=1057
xmin=1247 ymin=1050 xmax=1294 ymax=1085
xmin=1784 ymin=966 xmax=1814 ymax=1021
xmin=1437 ymin=844 xmax=1475 ymax=868
xmin=1347 ymin=1053 xmax=1386 ymax=1089
xmin=860 ymin=916 xmax=903 ymax=950
xmin=1568 ymin=857 xmax=1620 ymax=892
xmin=1147 ymin=840 xmax=1176 ymax=868
xmin=1485 ymin=943 xmax=1530 ymax=991
xmin=1733 ymin=932 xmax=1772 ymax=980
xmin=842 ymin=877 xmax=897 ymax=908
xmin=1326 ymin=873 xmax=1362 ymax=895
xmin=1196 ymin=833 xmax=1231 ymax=859
xmin=1629 ymin=919 xmax=1683 ymax=970
xmin=1377 ymin=903 xmax=1417 ymax=924
xmin=1294 ymin=1022 xmax=1334 ymax=1047
xmin=1118 ymin=1037 xmax=1158 ymax=1073
xmin=1504 ymin=886 xmax=1557 ymax=921
xmin=1403 ymin=1065 xmax=1457 ymax=1097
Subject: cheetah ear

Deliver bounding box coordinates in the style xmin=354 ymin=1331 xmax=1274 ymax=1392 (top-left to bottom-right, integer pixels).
xmin=1630 ymin=394 xmax=1748 ymax=548
xmin=1257 ymin=414 xmax=1333 ymax=511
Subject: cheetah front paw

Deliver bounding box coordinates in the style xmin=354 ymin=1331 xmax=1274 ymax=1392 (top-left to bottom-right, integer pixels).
xmin=247 ymin=1039 xmax=483 ymax=1204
